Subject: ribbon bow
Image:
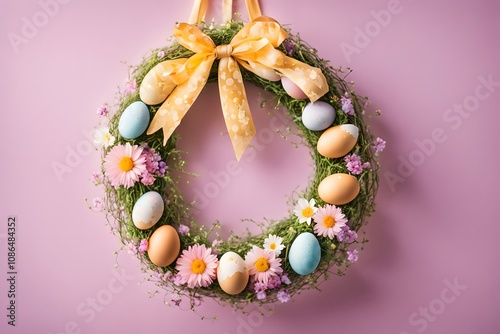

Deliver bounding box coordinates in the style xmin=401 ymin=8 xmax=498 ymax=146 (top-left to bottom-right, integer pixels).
xmin=140 ymin=17 xmax=328 ymax=160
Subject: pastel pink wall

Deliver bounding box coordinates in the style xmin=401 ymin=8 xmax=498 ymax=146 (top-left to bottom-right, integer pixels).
xmin=1 ymin=0 xmax=499 ymax=333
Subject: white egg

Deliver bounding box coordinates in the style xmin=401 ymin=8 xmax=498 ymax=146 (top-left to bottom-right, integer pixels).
xmin=132 ymin=191 xmax=164 ymax=230
xmin=302 ymin=101 xmax=336 ymax=131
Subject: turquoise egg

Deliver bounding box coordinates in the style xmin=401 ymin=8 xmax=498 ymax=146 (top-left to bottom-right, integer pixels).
xmin=288 ymin=232 xmax=321 ymax=275
xmin=118 ymin=101 xmax=150 ymax=139
xmin=302 ymin=101 xmax=336 ymax=131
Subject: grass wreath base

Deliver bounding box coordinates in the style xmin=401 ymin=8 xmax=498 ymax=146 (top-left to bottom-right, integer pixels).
xmin=91 ymin=20 xmax=381 ymax=312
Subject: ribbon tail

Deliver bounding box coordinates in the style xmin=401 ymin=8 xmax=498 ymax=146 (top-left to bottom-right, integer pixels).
xmin=147 ymin=56 xmax=215 ymax=145
xmin=188 ymin=0 xmax=208 ymax=24
xmin=139 ymin=58 xmax=188 ymax=105
xmin=236 ymin=58 xmax=281 ymax=82
xmin=276 ymin=56 xmax=329 ymax=102
xmin=218 ymin=57 xmax=256 ymax=161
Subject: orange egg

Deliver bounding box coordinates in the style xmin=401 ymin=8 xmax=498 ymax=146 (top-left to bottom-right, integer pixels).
xmin=317 ymin=124 xmax=359 ymax=158
xmin=147 ymin=225 xmax=180 ymax=267
xmin=318 ymin=173 xmax=360 ymax=205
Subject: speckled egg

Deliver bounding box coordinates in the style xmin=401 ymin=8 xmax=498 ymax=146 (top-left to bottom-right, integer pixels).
xmin=318 ymin=173 xmax=360 ymax=205
xmin=217 ymin=252 xmax=249 ymax=295
xmin=147 ymin=225 xmax=180 ymax=267
xmin=281 ymin=76 xmax=308 ymax=99
xmin=288 ymin=232 xmax=321 ymax=275
xmin=317 ymin=124 xmax=359 ymax=158
xmin=132 ymin=191 xmax=164 ymax=230
xmin=302 ymin=101 xmax=336 ymax=131
xmin=118 ymin=101 xmax=150 ymax=139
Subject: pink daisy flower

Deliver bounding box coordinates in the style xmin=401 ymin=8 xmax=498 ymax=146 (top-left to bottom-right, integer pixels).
xmin=312 ymin=204 xmax=348 ymax=239
xmin=104 ymin=143 xmax=146 ymax=188
xmin=175 ymin=244 xmax=218 ymax=288
xmin=245 ymin=246 xmax=283 ymax=285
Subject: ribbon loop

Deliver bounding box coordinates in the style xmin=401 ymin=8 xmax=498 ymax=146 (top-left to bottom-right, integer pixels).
xmin=140 ymin=16 xmax=328 ymax=160
xmin=215 ymin=45 xmax=233 ymax=59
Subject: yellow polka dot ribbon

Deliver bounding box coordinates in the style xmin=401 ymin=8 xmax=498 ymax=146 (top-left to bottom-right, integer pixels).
xmin=140 ymin=16 xmax=328 ymax=161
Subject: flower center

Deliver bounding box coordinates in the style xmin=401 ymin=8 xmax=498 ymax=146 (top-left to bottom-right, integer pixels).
xmin=301 ymin=207 xmax=313 ymax=218
xmin=323 ymin=216 xmax=336 ymax=228
xmin=191 ymin=259 xmax=206 ymax=274
xmin=255 ymin=257 xmax=269 ymax=272
xmin=119 ymin=157 xmax=134 ymax=172
xmin=270 ymin=243 xmax=276 ymax=250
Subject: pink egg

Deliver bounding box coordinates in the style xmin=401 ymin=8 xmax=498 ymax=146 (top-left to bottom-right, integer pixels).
xmin=281 ymin=76 xmax=308 ymax=99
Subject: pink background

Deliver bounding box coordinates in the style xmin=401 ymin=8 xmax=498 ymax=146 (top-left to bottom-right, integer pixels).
xmin=1 ymin=0 xmax=499 ymax=333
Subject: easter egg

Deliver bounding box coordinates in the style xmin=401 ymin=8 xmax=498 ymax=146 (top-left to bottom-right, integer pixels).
xmin=288 ymin=232 xmax=321 ymax=275
xmin=132 ymin=191 xmax=164 ymax=230
xmin=318 ymin=173 xmax=360 ymax=205
xmin=317 ymin=124 xmax=358 ymax=158
xmin=302 ymin=101 xmax=336 ymax=131
xmin=118 ymin=101 xmax=150 ymax=139
xmin=217 ymin=252 xmax=249 ymax=295
xmin=147 ymin=225 xmax=180 ymax=267
xmin=281 ymin=76 xmax=308 ymax=99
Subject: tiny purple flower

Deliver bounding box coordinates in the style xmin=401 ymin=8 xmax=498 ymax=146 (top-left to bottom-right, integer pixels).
xmin=341 ymin=93 xmax=355 ymax=116
xmin=171 ymin=274 xmax=183 ymax=286
xmin=347 ymin=249 xmax=359 ymax=262
xmin=177 ymin=224 xmax=190 ymax=236
xmin=280 ymin=274 xmax=291 ymax=285
xmin=277 ymin=289 xmax=291 ymax=303
xmin=158 ymin=161 xmax=168 ymax=176
xmin=373 ymin=137 xmax=386 ymax=153
xmin=170 ymin=294 xmax=182 ymax=306
xmin=126 ymin=242 xmax=137 ymax=255
xmin=140 ymin=144 xmax=167 ymax=180
xmin=123 ymin=79 xmax=137 ymax=95
xmin=337 ymin=226 xmax=358 ymax=243
xmin=97 ymin=105 xmax=108 ymax=116
xmin=138 ymin=239 xmax=148 ymax=253
xmin=157 ymin=50 xmax=165 ymax=58
xmin=92 ymin=197 xmax=104 ymax=211
xmin=256 ymin=290 xmax=267 ymax=300
xmin=267 ymin=275 xmax=282 ymax=290
xmin=345 ymin=154 xmax=364 ymax=175
xmin=283 ymin=38 xmax=296 ymax=56
xmin=254 ymin=282 xmax=267 ymax=293
xmin=140 ymin=171 xmax=155 ymax=186
xmin=211 ymin=239 xmax=221 ymax=255
xmin=91 ymin=171 xmax=103 ymax=185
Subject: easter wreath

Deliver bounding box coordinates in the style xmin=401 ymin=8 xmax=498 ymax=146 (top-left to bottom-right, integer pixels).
xmin=90 ymin=0 xmax=385 ymax=310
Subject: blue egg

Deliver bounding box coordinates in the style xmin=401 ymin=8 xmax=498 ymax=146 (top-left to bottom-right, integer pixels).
xmin=288 ymin=232 xmax=321 ymax=275
xmin=302 ymin=101 xmax=336 ymax=131
xmin=118 ymin=101 xmax=150 ymax=139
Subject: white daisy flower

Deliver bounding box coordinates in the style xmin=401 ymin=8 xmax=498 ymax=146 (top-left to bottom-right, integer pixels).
xmin=263 ymin=234 xmax=285 ymax=256
xmin=293 ymin=198 xmax=317 ymax=225
xmin=94 ymin=127 xmax=115 ymax=148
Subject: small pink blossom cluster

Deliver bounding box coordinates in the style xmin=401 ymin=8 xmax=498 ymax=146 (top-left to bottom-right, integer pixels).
xmin=373 ymin=137 xmax=386 ymax=153
xmin=125 ymin=239 xmax=148 ymax=255
xmin=340 ymin=93 xmax=355 ymax=116
xmin=123 ymin=79 xmax=137 ymax=95
xmin=251 ymin=273 xmax=291 ymax=302
xmin=344 ymin=154 xmax=371 ymax=175
xmin=96 ymin=105 xmax=109 ymax=116
xmin=139 ymin=144 xmax=167 ymax=186
xmin=337 ymin=225 xmax=358 ymax=243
